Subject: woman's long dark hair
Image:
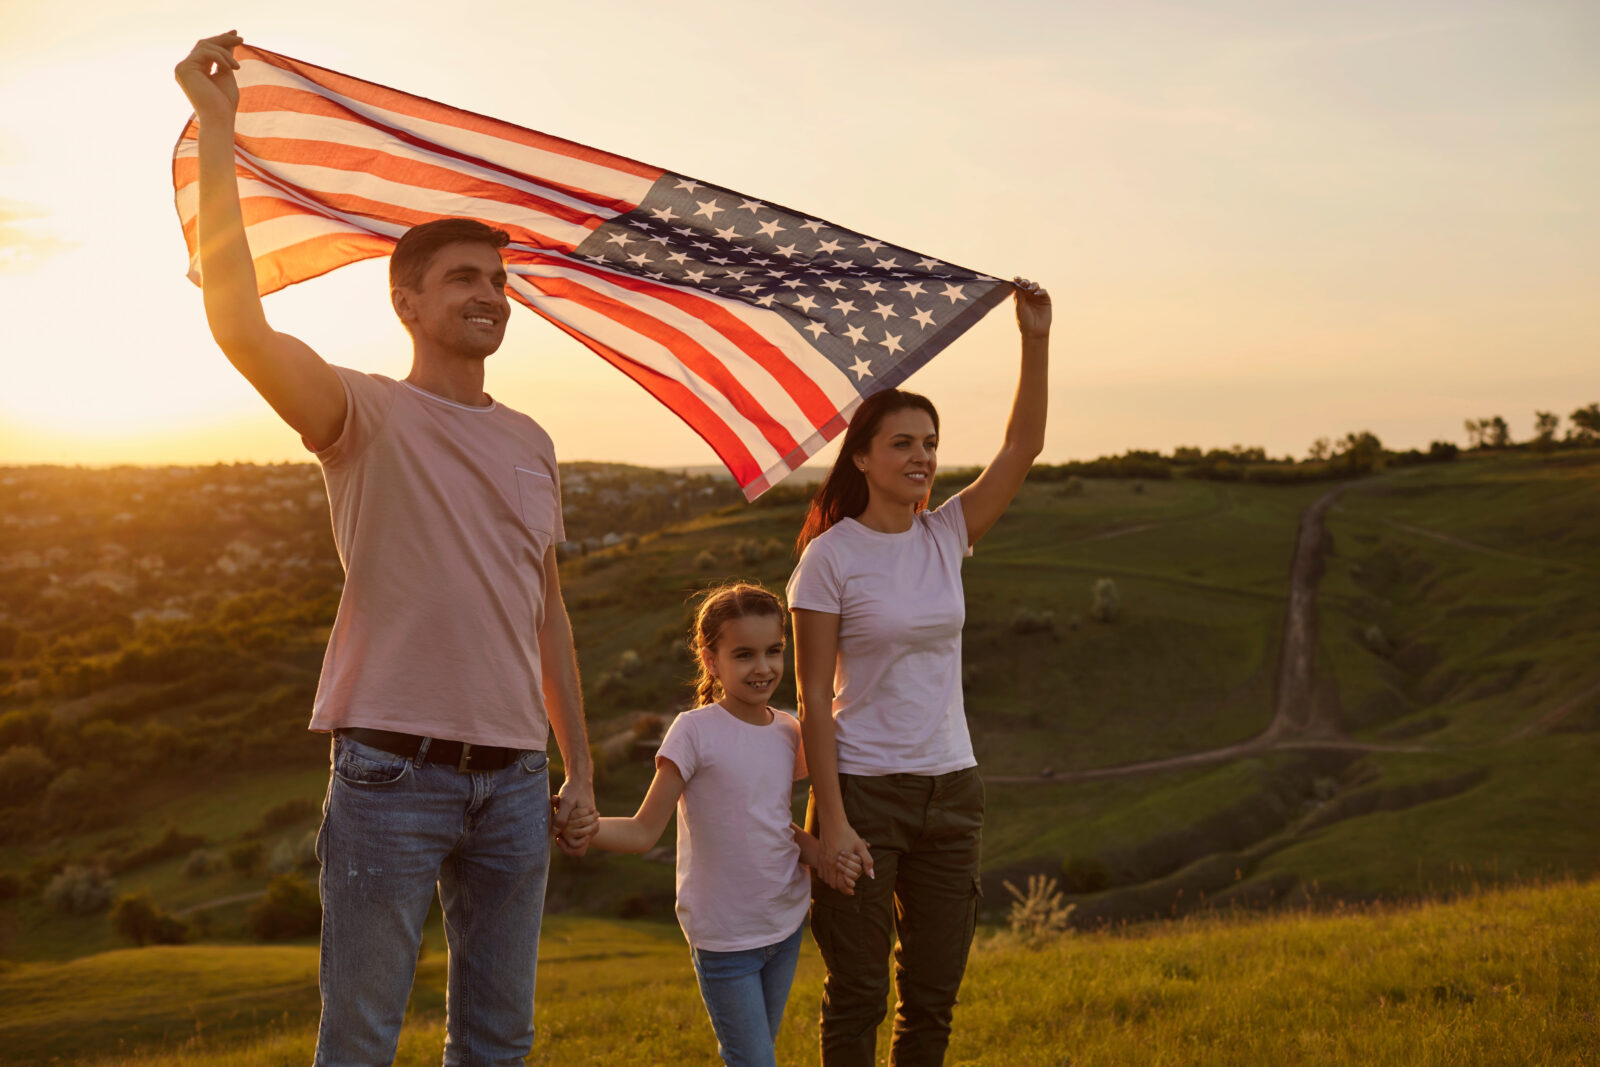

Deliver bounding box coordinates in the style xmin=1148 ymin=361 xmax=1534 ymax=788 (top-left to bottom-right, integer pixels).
xmin=795 ymin=388 xmax=941 ymax=556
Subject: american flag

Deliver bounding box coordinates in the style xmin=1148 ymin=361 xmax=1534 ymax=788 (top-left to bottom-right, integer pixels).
xmin=172 ymin=46 xmax=1012 ymax=498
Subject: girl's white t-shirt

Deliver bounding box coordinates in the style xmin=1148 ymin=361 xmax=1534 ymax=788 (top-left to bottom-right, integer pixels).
xmin=656 ymin=703 xmax=810 ymax=952
xmin=785 ymin=494 xmax=976 ymax=776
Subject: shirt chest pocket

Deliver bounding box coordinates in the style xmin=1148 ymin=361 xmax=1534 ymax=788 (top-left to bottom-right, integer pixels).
xmin=515 ymin=467 xmax=558 ymax=545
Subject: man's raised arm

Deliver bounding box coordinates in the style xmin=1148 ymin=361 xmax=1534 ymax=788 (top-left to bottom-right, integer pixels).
xmin=175 ymin=32 xmax=346 ymax=451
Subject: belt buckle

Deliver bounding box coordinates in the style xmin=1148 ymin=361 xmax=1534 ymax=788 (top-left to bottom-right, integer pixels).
xmin=456 ymin=743 xmax=474 ymax=773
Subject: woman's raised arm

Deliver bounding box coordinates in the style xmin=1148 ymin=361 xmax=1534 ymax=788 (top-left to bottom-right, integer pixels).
xmin=957 ymin=278 xmax=1052 ymax=546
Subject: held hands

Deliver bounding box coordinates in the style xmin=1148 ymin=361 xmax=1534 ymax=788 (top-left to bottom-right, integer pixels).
xmin=175 ymin=31 xmax=243 ymax=120
xmin=820 ymin=822 xmax=875 ymax=895
xmin=1013 ymin=277 xmax=1051 ymax=340
xmin=551 ymin=781 xmax=598 ymax=857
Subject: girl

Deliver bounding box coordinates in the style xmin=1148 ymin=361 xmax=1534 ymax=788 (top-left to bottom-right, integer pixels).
xmin=788 ymin=278 xmax=1051 ymax=1065
xmin=590 ymin=582 xmax=862 ymax=1067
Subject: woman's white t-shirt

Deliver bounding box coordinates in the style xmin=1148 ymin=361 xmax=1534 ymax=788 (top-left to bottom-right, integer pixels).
xmin=786 ymin=494 xmax=977 ymax=776
xmin=656 ymin=703 xmax=811 ymax=952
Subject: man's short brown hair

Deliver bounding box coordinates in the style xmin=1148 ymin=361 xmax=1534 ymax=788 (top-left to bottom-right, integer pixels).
xmin=389 ymin=218 xmax=511 ymax=292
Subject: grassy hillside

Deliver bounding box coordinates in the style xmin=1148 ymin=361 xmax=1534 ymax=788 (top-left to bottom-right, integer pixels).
xmin=0 ymin=451 xmax=1596 ymax=964
xmin=1 ymin=879 xmax=1594 ymax=1065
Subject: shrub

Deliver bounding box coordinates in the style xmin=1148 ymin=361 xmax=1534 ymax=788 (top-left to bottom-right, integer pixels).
xmin=110 ymin=891 xmax=189 ymax=946
xmin=1060 ymin=475 xmax=1086 ymax=497
xmin=617 ymin=649 xmax=643 ymax=677
xmin=0 ymin=744 xmax=54 ymax=805
xmin=245 ymin=874 xmax=322 ymax=941
xmin=228 ymin=840 xmax=265 ymax=875
xmin=116 ymin=827 xmax=209 ymax=872
xmin=1363 ymin=624 xmax=1393 ymax=657
xmin=42 ymin=767 xmax=94 ymax=825
xmin=1090 ymin=578 xmax=1121 ymax=623
xmin=267 ymin=830 xmax=318 ymax=875
xmin=692 ymin=549 xmax=718 ymax=571
xmin=44 ymin=865 xmax=115 ymax=915
xmin=1003 ymin=874 xmax=1075 ymax=943
xmin=248 ymin=796 xmax=319 ymax=838
xmin=183 ymin=848 xmax=219 ymax=878
xmin=1009 ymin=607 xmax=1057 ymax=636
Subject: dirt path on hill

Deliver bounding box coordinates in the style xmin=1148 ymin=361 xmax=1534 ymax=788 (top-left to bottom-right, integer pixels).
xmin=176 ymin=889 xmax=266 ymax=917
xmin=1366 ymin=516 xmax=1597 ymax=576
xmin=993 ymin=476 xmax=1596 ymax=785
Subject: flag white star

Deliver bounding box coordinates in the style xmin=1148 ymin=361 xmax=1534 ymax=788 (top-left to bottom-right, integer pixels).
xmin=672 ymin=225 xmax=697 ymax=237
xmin=741 ymin=283 xmax=764 ymax=294
xmin=649 ymin=234 xmax=670 ymax=246
xmin=715 ymin=225 xmax=740 ymax=242
xmin=739 ymin=198 xmax=764 ymax=213
xmin=858 ymin=238 xmax=884 ymax=252
xmin=606 ymin=232 xmax=631 ymax=247
xmin=874 ymin=257 xmax=899 ymax=271
xmin=775 ymin=243 xmax=799 ymax=258
xmin=834 ymin=299 xmax=858 ymax=315
xmin=694 ymin=199 xmax=724 ymax=220
xmin=675 ymin=178 xmax=700 ymax=192
xmin=849 ymin=355 xmax=873 ymax=378
xmin=859 ymin=280 xmax=886 ymax=296
xmin=872 ymin=302 xmax=897 ymax=321
xmin=821 ymin=278 xmax=846 ymax=291
xmin=756 ymin=219 xmax=783 ymax=238
xmin=686 ymin=269 xmax=710 ymax=283
xmin=941 ymin=283 xmax=965 ymax=303
xmin=627 ymin=251 xmax=650 ymax=266
xmin=726 ymin=268 xmax=749 ymax=280
xmin=901 ymin=281 xmax=926 ymax=297
xmin=650 ymin=206 xmax=679 ymax=223
xmin=646 ymin=270 xmax=666 ymax=280
xmin=816 ymin=238 xmax=844 ymax=255
xmin=782 ymin=278 xmax=805 ymax=289
xmin=794 ymin=293 xmax=819 ymax=312
xmin=667 ymin=250 xmax=690 ymax=265
xmin=692 ymin=240 xmax=715 ymax=251
xmin=756 ymin=293 xmax=778 ymax=307
xmin=844 ymin=324 xmax=868 ymax=345
xmin=911 ymin=307 xmax=936 ymax=328
xmin=879 ymin=331 xmax=904 ymax=355
xmin=709 ymin=254 xmax=734 ymax=265
xmin=804 ymin=320 xmax=828 ymax=339
xmin=916 ymin=256 xmax=941 ymax=270
xmin=800 ymin=219 xmax=824 ymax=232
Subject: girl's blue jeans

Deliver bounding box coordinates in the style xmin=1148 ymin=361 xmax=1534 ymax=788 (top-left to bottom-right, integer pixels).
xmin=689 ymin=922 xmax=806 ymax=1067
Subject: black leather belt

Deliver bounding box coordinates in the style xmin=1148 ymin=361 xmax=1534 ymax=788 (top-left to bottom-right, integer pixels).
xmin=337 ymin=727 xmax=523 ymax=773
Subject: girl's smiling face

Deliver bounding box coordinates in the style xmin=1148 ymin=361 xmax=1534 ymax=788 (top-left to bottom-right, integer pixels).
xmin=706 ymin=613 xmax=786 ymax=721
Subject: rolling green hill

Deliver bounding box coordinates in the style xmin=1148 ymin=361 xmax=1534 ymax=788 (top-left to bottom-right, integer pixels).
xmin=0 ymin=450 xmax=1596 ymax=969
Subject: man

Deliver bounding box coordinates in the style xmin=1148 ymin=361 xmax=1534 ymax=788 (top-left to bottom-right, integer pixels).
xmin=175 ymin=32 xmax=597 ymax=1065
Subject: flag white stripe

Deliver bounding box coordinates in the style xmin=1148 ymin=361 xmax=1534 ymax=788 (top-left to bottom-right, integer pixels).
xmin=507 ymin=275 xmax=786 ymax=474
xmin=230 ymin=109 xmax=624 ymax=224
xmin=237 ymin=58 xmax=656 ymax=209
xmin=512 ymin=261 xmax=826 ymax=441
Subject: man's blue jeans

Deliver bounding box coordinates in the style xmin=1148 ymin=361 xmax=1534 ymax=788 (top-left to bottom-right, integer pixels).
xmin=313 ymin=734 xmax=551 ymax=1067
xmin=689 ymin=922 xmax=805 ymax=1067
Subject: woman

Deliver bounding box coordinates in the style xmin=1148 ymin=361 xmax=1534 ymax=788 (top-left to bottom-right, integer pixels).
xmin=787 ymin=278 xmax=1051 ymax=1065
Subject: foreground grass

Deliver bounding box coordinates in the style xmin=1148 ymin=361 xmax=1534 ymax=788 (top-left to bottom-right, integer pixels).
xmin=3 ymin=879 xmax=1593 ymax=1065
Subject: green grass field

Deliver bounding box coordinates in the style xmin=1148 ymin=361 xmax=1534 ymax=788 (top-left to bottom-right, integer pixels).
xmin=2 ymin=879 xmax=1593 ymax=1065
xmin=2 ymin=450 xmax=1596 ymax=1002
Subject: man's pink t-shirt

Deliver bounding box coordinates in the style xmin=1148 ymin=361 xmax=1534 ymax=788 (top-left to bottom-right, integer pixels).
xmin=656 ymin=704 xmax=811 ymax=952
xmin=307 ymin=368 xmax=565 ymax=750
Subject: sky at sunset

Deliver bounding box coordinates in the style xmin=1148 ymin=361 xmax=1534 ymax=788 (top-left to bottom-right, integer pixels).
xmin=0 ymin=0 xmax=1595 ymax=473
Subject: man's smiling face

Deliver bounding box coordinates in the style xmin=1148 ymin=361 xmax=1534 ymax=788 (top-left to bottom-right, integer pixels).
xmin=396 ymin=240 xmax=511 ymax=359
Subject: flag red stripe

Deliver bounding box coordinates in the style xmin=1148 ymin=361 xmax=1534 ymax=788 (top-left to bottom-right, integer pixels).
xmin=242 ymin=47 xmax=663 ymax=183
xmin=522 ymin=274 xmax=802 ymax=458
xmin=502 ymin=250 xmax=843 ymax=431
xmin=235 ymin=84 xmax=639 ymax=216
xmin=250 ymin=231 xmax=398 ymax=292
xmin=515 ymin=293 xmax=763 ymax=486
xmin=229 ymin=128 xmax=610 ymax=232
xmin=180 ymin=193 xmax=331 ymax=252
